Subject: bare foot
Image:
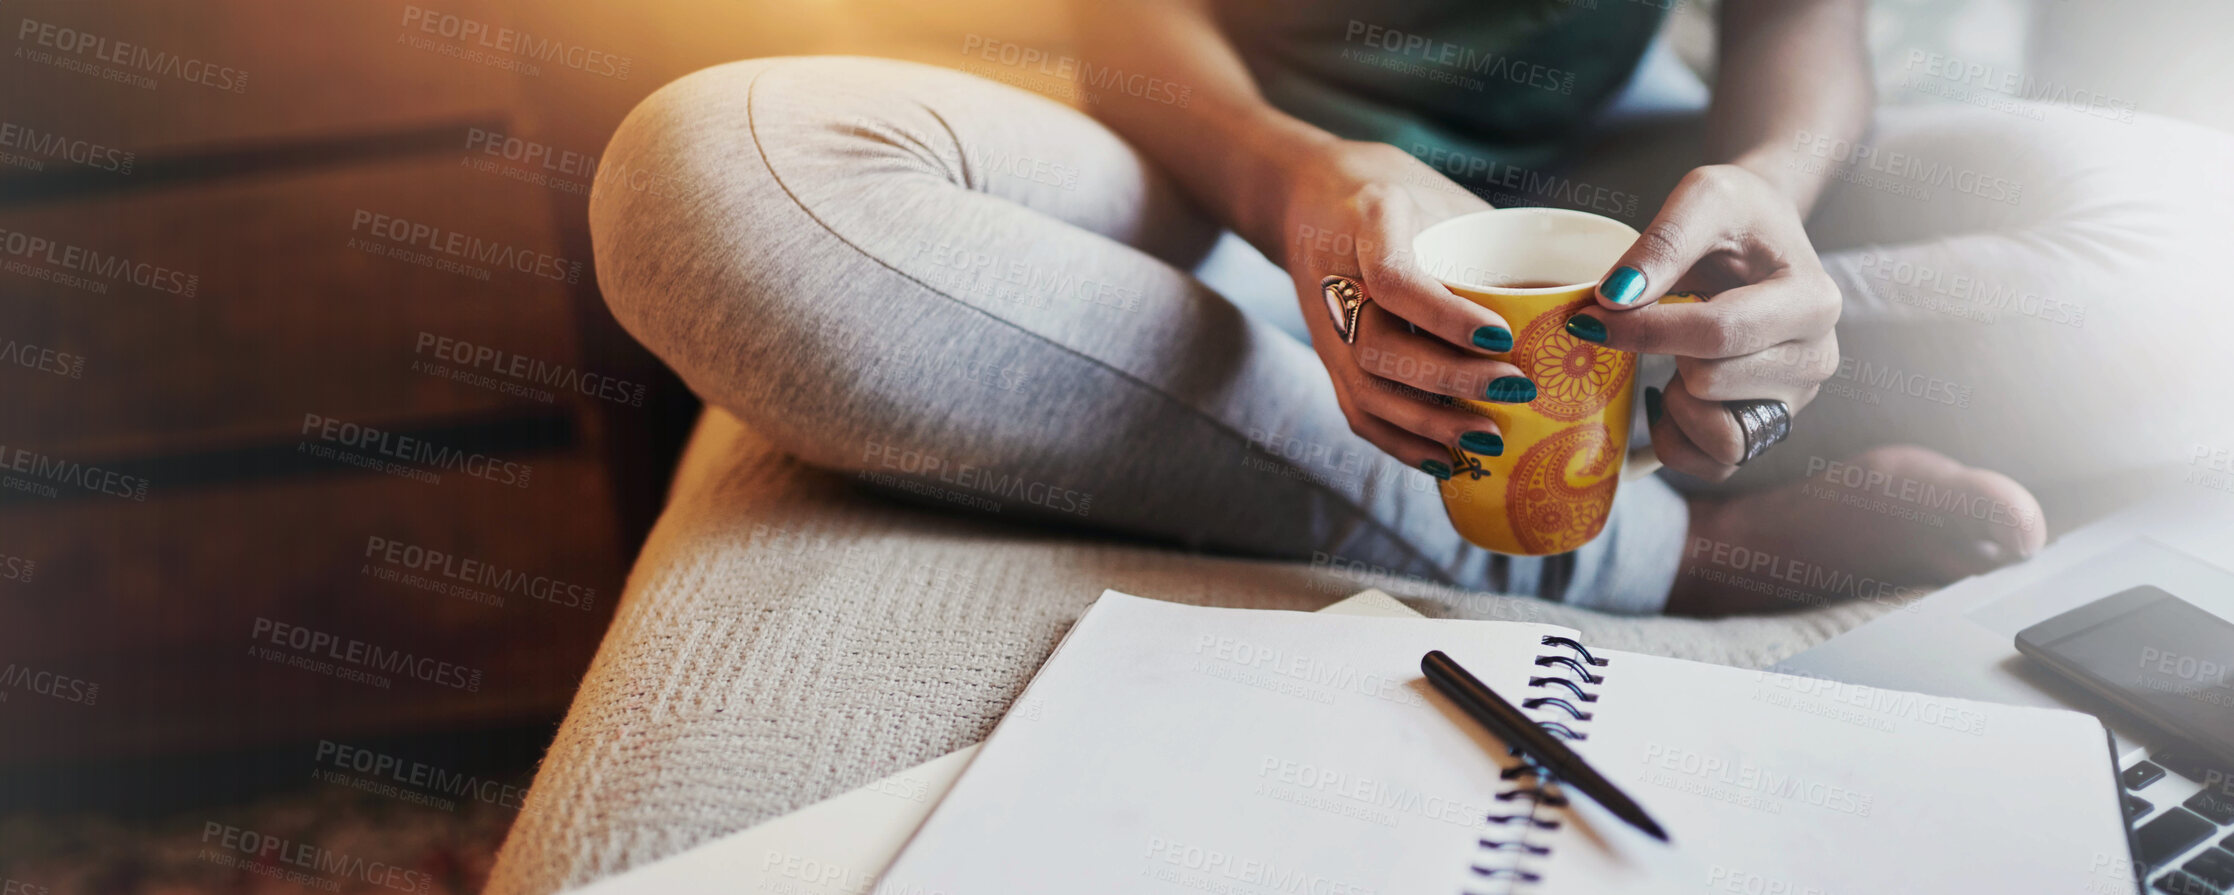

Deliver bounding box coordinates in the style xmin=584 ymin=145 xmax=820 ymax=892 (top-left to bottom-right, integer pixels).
xmin=1666 ymin=445 xmax=2048 ymax=617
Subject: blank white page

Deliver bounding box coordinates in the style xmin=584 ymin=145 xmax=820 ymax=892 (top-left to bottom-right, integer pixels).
xmin=881 ymin=591 xmax=1579 ymax=895
xmin=1532 ymin=650 xmax=2134 ymax=894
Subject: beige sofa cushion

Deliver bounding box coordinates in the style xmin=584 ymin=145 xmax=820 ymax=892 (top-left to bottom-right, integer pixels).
xmin=483 ymin=410 xmax=1896 ymax=895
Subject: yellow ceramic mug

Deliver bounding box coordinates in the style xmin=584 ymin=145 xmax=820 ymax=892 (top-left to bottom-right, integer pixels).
xmin=1411 ymin=208 xmax=1671 ymax=556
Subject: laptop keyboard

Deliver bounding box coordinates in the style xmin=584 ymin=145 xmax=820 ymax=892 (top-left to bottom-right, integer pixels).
xmin=2124 ymin=749 xmax=2234 ymax=893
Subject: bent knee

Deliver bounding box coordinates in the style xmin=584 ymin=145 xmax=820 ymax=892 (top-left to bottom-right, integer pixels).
xmin=589 ymin=59 xmax=784 ymax=360
xmin=590 ymin=56 xmax=975 ymax=342
xmin=590 ymin=58 xmax=967 ymax=454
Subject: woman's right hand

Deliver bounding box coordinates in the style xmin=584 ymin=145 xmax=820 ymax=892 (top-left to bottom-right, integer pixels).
xmin=1278 ymin=140 xmax=1532 ymax=480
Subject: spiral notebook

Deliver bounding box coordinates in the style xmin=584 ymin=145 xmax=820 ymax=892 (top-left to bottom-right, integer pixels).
xmin=881 ymin=592 xmax=2136 ymax=893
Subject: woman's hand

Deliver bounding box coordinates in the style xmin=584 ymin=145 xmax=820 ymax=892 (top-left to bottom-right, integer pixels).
xmin=1278 ymin=140 xmax=1525 ymax=480
xmin=1572 ymin=164 xmax=1842 ymax=481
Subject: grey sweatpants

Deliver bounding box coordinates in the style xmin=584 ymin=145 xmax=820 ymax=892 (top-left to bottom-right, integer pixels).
xmin=589 ymin=56 xmax=2234 ymax=615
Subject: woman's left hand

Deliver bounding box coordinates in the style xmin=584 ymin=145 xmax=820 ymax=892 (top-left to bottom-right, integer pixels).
xmin=1572 ymin=164 xmax=1842 ymax=481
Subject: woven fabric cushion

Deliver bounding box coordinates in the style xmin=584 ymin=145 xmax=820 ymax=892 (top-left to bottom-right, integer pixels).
xmin=483 ymin=410 xmax=1895 ymax=895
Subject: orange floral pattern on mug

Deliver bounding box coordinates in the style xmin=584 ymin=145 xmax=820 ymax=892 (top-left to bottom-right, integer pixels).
xmin=1519 ymin=298 xmax=1635 ymax=423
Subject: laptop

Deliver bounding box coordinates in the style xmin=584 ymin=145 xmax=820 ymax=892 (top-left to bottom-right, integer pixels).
xmin=1778 ymin=492 xmax=2234 ymax=893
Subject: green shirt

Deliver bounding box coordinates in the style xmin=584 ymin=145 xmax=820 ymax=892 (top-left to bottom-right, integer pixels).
xmin=1213 ymin=0 xmax=1670 ymax=186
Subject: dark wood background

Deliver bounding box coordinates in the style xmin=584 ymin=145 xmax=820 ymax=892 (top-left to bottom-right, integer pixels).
xmin=0 ymin=0 xmax=844 ymax=782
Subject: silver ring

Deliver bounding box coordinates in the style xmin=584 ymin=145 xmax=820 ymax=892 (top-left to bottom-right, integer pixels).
xmin=1320 ymin=275 xmax=1368 ymax=345
xmin=1726 ymin=399 xmax=1792 ymax=466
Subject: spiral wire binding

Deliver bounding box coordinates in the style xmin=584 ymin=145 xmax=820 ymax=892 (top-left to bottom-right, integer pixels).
xmin=1465 ymin=635 xmax=1610 ymax=894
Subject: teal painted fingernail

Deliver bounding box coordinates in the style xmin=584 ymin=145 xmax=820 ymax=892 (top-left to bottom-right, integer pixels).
xmin=1644 ymin=386 xmax=1664 ymax=425
xmin=1420 ymin=459 xmax=1453 ymax=480
xmin=1460 ymin=431 xmax=1504 ymax=456
xmin=1472 ymin=326 xmax=1513 ymax=352
xmin=1484 ymin=376 xmax=1536 ymax=403
xmin=1601 ymin=266 xmax=1646 ymax=305
xmin=1565 ymin=313 xmax=1607 ymax=344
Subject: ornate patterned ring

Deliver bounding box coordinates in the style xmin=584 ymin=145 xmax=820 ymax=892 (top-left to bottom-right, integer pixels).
xmin=1726 ymin=399 xmax=1793 ymax=466
xmin=1320 ymin=275 xmax=1369 ymax=345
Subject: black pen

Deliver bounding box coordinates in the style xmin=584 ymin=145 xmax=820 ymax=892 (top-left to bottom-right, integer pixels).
xmin=1421 ymin=649 xmax=1670 ymax=843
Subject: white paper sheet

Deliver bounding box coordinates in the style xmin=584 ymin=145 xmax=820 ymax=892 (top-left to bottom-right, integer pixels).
xmin=881 ymin=592 xmax=1580 ymax=895
xmin=1537 ymin=650 xmax=2135 ymax=893
xmin=882 ymin=592 xmax=2135 ymax=894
